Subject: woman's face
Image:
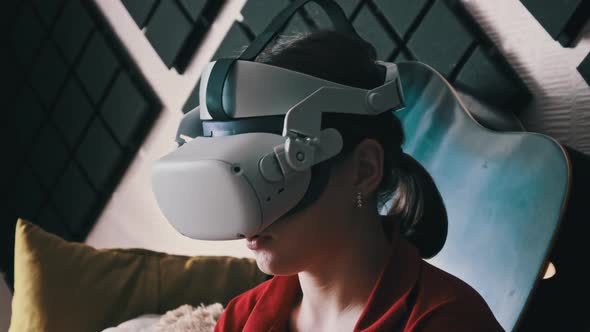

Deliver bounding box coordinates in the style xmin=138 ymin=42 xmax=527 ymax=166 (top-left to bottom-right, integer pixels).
xmin=246 ymin=138 xmax=384 ymax=276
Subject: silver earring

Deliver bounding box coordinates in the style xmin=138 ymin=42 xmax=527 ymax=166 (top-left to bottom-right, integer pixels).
xmin=356 ymin=191 xmax=363 ymax=208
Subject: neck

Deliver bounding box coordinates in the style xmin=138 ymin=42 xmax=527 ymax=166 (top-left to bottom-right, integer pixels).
xmin=295 ymin=212 xmax=392 ymax=327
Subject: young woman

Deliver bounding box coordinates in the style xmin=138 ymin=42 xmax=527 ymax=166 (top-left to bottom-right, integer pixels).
xmin=214 ymin=31 xmax=503 ymax=332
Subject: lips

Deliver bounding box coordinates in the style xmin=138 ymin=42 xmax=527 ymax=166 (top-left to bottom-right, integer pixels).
xmin=246 ymin=234 xmax=272 ymax=250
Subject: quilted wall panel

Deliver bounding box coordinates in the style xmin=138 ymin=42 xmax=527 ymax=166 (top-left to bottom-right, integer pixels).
xmin=520 ymin=0 xmax=590 ymax=47
xmin=122 ymin=0 xmax=225 ymax=73
xmin=4 ymin=0 xmax=161 ymax=288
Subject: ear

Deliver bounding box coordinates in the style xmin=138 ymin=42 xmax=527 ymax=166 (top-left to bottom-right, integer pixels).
xmin=351 ymin=138 xmax=384 ymax=196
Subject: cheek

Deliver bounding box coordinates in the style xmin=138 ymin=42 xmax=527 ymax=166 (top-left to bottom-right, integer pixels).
xmin=320 ymin=165 xmax=354 ymax=212
xmin=253 ymin=167 xmax=353 ymax=275
xmin=314 ymin=179 xmax=353 ymax=227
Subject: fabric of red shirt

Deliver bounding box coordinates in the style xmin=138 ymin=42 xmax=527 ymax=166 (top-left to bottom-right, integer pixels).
xmin=215 ymin=225 xmax=504 ymax=332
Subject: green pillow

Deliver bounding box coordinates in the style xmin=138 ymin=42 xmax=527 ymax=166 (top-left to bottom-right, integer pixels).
xmin=10 ymin=219 xmax=266 ymax=332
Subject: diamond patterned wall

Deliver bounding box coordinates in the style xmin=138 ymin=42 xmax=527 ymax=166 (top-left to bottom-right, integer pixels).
xmin=4 ymin=0 xmax=161 ymax=288
xmin=182 ymin=0 xmax=530 ymax=114
xmin=122 ymin=0 xmax=225 ymax=73
xmin=520 ymin=0 xmax=590 ymax=47
xmin=578 ymin=51 xmax=590 ymax=87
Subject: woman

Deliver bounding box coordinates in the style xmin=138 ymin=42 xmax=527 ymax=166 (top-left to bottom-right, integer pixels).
xmin=214 ymin=31 xmax=503 ymax=332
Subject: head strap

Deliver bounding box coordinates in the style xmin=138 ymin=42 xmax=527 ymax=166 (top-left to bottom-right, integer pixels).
xmin=206 ymin=0 xmax=359 ymax=120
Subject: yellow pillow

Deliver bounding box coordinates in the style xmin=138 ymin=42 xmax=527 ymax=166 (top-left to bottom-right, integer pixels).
xmin=10 ymin=219 xmax=266 ymax=332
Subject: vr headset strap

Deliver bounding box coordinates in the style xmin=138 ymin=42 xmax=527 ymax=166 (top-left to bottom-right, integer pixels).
xmin=206 ymin=0 xmax=358 ymax=120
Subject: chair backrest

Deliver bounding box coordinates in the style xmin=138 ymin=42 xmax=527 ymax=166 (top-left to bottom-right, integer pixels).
xmin=394 ymin=62 xmax=570 ymax=331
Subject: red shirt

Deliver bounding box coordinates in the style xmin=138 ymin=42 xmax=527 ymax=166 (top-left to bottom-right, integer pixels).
xmin=215 ymin=226 xmax=504 ymax=331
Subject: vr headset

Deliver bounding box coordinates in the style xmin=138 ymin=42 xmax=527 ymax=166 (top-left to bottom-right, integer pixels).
xmin=151 ymin=0 xmax=406 ymax=240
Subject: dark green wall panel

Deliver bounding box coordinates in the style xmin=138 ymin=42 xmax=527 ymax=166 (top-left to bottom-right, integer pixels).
xmin=373 ymin=0 xmax=428 ymax=37
xmin=76 ymin=32 xmax=119 ymax=104
xmin=51 ymin=162 xmax=96 ymax=235
xmin=578 ymin=52 xmax=590 ymax=87
xmin=122 ymin=0 xmax=225 ymax=73
xmin=101 ymin=71 xmax=151 ymax=147
xmin=53 ymin=0 xmax=93 ymax=63
xmin=53 ymin=79 xmax=95 ymax=148
xmin=29 ymin=43 xmax=68 ymax=108
xmin=241 ymin=0 xmax=291 ymax=35
xmin=455 ymin=46 xmax=523 ymax=108
xmin=521 ymin=0 xmax=590 ymax=47
xmin=407 ymin=0 xmax=474 ymax=77
xmin=145 ymin=0 xmax=194 ymax=67
xmin=123 ymin=0 xmax=156 ymax=27
xmin=29 ymin=123 xmax=69 ymax=190
xmin=353 ymin=4 xmax=398 ymax=60
xmin=10 ymin=3 xmax=45 ymax=68
xmin=5 ymin=0 xmax=162 ymax=290
xmin=76 ymin=118 xmax=124 ymax=192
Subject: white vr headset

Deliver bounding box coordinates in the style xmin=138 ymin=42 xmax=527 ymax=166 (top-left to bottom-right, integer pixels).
xmin=151 ymin=0 xmax=406 ymax=240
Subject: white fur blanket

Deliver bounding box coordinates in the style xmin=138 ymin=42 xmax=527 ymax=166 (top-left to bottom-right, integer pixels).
xmin=102 ymin=303 xmax=224 ymax=332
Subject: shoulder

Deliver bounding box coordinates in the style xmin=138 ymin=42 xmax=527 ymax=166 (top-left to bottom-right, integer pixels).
xmin=408 ymin=260 xmax=504 ymax=331
xmin=419 ymin=260 xmax=486 ymax=303
xmin=214 ymin=278 xmax=272 ymax=331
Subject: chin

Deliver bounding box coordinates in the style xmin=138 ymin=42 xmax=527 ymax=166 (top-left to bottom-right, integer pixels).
xmin=254 ymin=251 xmax=300 ymax=276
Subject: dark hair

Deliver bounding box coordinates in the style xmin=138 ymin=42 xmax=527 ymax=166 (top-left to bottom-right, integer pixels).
xmin=255 ymin=31 xmax=447 ymax=258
